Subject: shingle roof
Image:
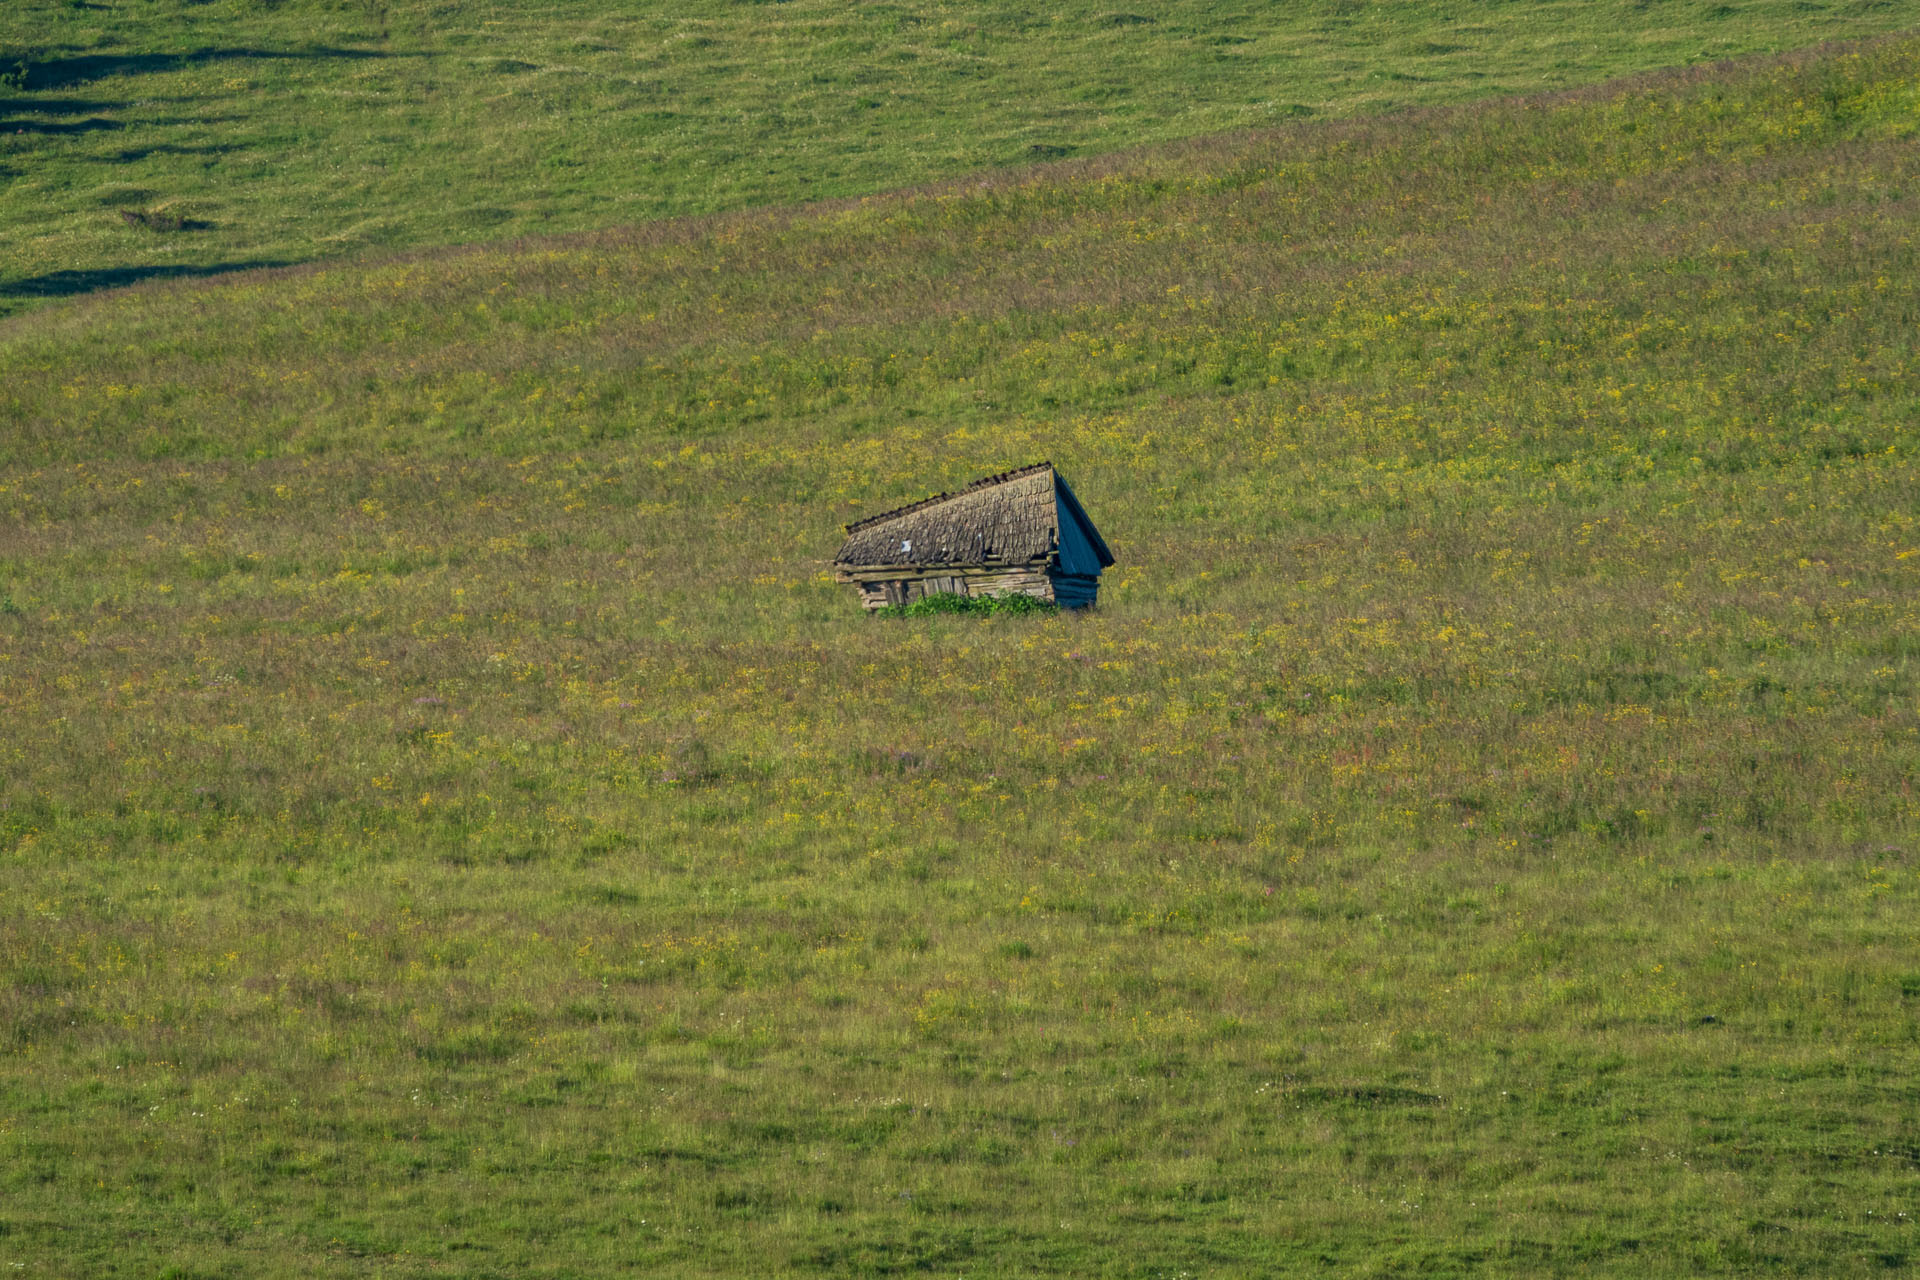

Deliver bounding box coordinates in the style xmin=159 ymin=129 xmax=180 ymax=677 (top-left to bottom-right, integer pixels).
xmin=834 ymin=462 xmax=1110 ymax=569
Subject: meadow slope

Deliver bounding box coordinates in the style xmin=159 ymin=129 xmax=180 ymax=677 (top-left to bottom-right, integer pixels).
xmin=3 ymin=36 xmax=1920 ymax=1279
xmin=8 ymin=0 xmax=1920 ymax=315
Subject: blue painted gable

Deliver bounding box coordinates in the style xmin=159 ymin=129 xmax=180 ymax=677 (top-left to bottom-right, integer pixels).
xmin=1055 ymin=492 xmax=1105 ymax=577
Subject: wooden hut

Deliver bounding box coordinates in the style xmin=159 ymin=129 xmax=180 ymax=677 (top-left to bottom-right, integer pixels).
xmin=833 ymin=462 xmax=1115 ymax=610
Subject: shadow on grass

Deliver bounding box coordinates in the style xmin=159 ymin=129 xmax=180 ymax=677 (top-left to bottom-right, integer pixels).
xmin=1 ymin=115 xmax=123 ymax=135
xmin=0 ymin=259 xmax=291 ymax=301
xmin=20 ymin=47 xmax=400 ymax=92
xmin=0 ymin=97 xmax=123 ymax=116
xmin=117 ymin=210 xmax=215 ymax=232
xmin=110 ymin=141 xmax=241 ymax=164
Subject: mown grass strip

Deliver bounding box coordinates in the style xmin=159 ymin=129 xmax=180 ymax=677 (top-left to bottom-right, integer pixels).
xmin=5 ymin=0 xmax=1918 ymax=314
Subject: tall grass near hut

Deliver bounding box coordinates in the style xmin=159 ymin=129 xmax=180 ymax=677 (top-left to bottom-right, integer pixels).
xmin=3 ymin=36 xmax=1920 ymax=1278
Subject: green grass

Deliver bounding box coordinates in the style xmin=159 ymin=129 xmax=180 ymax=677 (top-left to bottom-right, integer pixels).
xmin=4 ymin=29 xmax=1920 ymax=1280
xmin=7 ymin=0 xmax=1920 ymax=316
xmin=876 ymin=592 xmax=1059 ymax=619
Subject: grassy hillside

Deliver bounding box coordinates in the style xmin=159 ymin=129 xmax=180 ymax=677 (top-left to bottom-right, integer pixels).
xmin=8 ymin=0 xmax=1920 ymax=315
xmin=5 ymin=34 xmax=1920 ymax=1279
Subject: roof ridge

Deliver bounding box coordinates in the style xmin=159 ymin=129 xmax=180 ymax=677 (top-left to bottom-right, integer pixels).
xmin=842 ymin=460 xmax=1053 ymax=534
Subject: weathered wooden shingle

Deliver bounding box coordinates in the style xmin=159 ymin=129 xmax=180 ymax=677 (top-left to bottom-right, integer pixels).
xmin=836 ymin=463 xmax=1062 ymax=568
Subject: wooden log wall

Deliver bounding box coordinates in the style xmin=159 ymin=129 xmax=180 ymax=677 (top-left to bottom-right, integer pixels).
xmin=846 ymin=564 xmax=1059 ymax=610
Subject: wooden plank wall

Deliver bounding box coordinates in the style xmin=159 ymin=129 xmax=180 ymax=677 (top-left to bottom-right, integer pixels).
xmin=850 ymin=566 xmax=1060 ymax=610
xmin=1047 ymin=571 xmax=1099 ymax=609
